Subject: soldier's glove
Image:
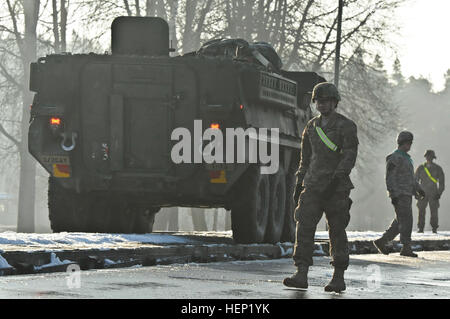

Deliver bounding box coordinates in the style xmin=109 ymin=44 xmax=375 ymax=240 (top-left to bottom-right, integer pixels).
xmin=435 ymin=194 xmax=441 ymax=200
xmin=293 ymin=183 xmax=304 ymax=204
xmin=391 ymin=197 xmax=399 ymax=206
xmin=417 ymin=189 xmax=426 ymax=200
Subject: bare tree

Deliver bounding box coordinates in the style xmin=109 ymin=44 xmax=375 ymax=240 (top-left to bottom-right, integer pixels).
xmin=0 ymin=0 xmax=41 ymax=232
xmin=51 ymin=0 xmax=68 ymax=53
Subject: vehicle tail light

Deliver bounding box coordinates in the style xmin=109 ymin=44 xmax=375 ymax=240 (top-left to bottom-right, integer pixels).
xmin=50 ymin=117 xmax=61 ymax=126
xmin=49 ymin=117 xmax=63 ymax=135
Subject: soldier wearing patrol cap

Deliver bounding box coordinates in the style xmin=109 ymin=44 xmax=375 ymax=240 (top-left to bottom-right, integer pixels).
xmin=283 ymin=82 xmax=358 ymax=293
xmin=415 ymin=150 xmax=445 ymax=233
xmin=373 ymin=131 xmax=425 ymax=257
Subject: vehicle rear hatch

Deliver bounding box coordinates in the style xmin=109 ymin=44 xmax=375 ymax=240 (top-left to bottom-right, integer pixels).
xmin=80 ymin=60 xmax=197 ymax=181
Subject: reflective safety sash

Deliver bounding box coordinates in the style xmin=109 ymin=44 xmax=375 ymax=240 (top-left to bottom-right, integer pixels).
xmin=423 ymin=164 xmax=438 ymax=183
xmin=315 ymin=126 xmax=339 ymax=152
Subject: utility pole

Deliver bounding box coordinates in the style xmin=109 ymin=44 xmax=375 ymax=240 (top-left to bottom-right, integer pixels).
xmin=334 ymin=0 xmax=344 ymax=89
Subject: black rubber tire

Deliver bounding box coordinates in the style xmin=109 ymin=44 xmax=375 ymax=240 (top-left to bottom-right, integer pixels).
xmin=107 ymin=201 xmax=136 ymax=233
xmin=48 ymin=177 xmax=90 ymax=232
xmin=280 ymin=171 xmax=297 ymax=242
xmin=265 ymin=167 xmax=286 ymax=243
xmin=83 ymin=196 xmax=114 ymax=233
xmin=133 ymin=208 xmax=157 ymax=234
xmin=231 ymin=165 xmax=270 ymax=244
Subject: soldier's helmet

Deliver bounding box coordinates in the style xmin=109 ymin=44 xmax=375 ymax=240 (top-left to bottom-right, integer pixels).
xmin=424 ymin=150 xmax=436 ymax=159
xmin=311 ymin=82 xmax=341 ymax=103
xmin=396 ymin=131 xmax=414 ymax=145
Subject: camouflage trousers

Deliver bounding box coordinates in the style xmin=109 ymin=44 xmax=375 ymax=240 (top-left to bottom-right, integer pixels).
xmin=293 ymin=188 xmax=352 ymax=270
xmin=381 ymin=195 xmax=413 ymax=245
xmin=417 ymin=196 xmax=439 ymax=230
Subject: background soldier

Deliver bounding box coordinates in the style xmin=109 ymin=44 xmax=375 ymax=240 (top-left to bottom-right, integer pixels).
xmin=373 ymin=131 xmax=425 ymax=257
xmin=283 ymin=82 xmax=358 ymax=293
xmin=415 ymin=150 xmax=445 ymax=233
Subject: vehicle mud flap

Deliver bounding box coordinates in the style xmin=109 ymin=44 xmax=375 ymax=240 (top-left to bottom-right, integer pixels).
xmin=48 ymin=177 xmax=90 ymax=232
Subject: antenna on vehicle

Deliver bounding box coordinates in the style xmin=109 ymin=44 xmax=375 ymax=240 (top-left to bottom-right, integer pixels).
xmin=169 ymin=39 xmax=175 ymax=53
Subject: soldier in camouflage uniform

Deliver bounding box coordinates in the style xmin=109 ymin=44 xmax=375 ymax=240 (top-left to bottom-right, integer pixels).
xmin=373 ymin=131 xmax=425 ymax=257
xmin=283 ymin=82 xmax=358 ymax=293
xmin=415 ymin=150 xmax=445 ymax=233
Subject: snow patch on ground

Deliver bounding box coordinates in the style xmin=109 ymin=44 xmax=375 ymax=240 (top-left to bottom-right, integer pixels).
xmin=313 ymin=244 xmax=326 ymax=255
xmin=0 ymin=231 xmax=201 ymax=250
xmin=103 ymin=258 xmax=117 ymax=266
xmin=34 ymin=252 xmax=72 ymax=271
xmin=0 ymin=254 xmax=12 ymax=269
xmin=316 ymin=231 xmax=450 ymax=241
xmin=0 ymin=230 xmax=448 ymax=252
xmin=277 ymin=243 xmax=294 ymax=257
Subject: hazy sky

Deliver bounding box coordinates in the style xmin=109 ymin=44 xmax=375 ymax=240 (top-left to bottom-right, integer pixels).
xmin=392 ymin=0 xmax=450 ymax=91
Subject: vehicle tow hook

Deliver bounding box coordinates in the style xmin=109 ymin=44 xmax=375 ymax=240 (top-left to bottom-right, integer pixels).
xmin=60 ymin=132 xmax=78 ymax=152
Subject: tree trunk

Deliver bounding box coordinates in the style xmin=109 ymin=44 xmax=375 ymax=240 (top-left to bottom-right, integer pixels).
xmin=60 ymin=0 xmax=67 ymax=52
xmin=145 ymin=0 xmax=156 ymax=16
xmin=168 ymin=0 xmax=178 ymax=53
xmin=52 ymin=0 xmax=60 ymax=52
xmin=135 ymin=0 xmax=141 ymax=16
xmin=17 ymin=0 xmax=40 ymax=233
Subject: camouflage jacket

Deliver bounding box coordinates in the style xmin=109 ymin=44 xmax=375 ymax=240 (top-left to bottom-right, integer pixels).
xmin=386 ymin=150 xmax=422 ymax=198
xmin=415 ymin=162 xmax=445 ymax=196
xmin=295 ymin=111 xmax=359 ymax=192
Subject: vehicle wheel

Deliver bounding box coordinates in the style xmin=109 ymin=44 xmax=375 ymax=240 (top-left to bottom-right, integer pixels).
xmin=48 ymin=177 xmax=89 ymax=232
xmin=264 ymin=167 xmax=286 ymax=243
xmin=133 ymin=208 xmax=157 ymax=234
xmin=280 ymin=171 xmax=297 ymax=242
xmin=86 ymin=196 xmax=112 ymax=233
xmin=231 ymin=165 xmax=270 ymax=244
xmin=108 ymin=202 xmax=136 ymax=233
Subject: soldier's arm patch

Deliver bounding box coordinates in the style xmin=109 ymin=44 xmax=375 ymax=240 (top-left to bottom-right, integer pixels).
xmin=297 ymin=125 xmax=312 ymax=181
xmin=334 ymin=120 xmax=358 ymax=175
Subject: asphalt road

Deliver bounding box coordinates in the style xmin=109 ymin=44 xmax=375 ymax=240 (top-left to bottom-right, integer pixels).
xmin=1 ymin=251 xmax=449 ymax=299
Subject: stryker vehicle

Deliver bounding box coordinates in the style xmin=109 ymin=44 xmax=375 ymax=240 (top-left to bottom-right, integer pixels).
xmin=29 ymin=17 xmax=325 ymax=243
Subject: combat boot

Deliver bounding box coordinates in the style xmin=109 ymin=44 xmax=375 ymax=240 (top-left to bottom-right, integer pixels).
xmin=373 ymin=238 xmax=389 ymax=255
xmin=400 ymin=244 xmax=418 ymax=257
xmin=432 ymin=229 xmax=437 ymax=234
xmin=283 ymin=266 xmax=308 ymax=289
xmin=417 ymin=228 xmax=424 ymax=233
xmin=324 ymin=267 xmax=346 ymax=293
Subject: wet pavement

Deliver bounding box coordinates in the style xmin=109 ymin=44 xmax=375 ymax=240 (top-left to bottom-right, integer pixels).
xmin=0 ymin=251 xmax=449 ymax=299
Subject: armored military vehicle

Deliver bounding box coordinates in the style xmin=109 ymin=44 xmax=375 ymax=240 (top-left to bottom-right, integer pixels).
xmin=29 ymin=17 xmax=325 ymax=243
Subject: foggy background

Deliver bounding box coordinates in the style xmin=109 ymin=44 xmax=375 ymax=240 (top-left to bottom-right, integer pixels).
xmin=0 ymin=0 xmax=448 ymax=233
